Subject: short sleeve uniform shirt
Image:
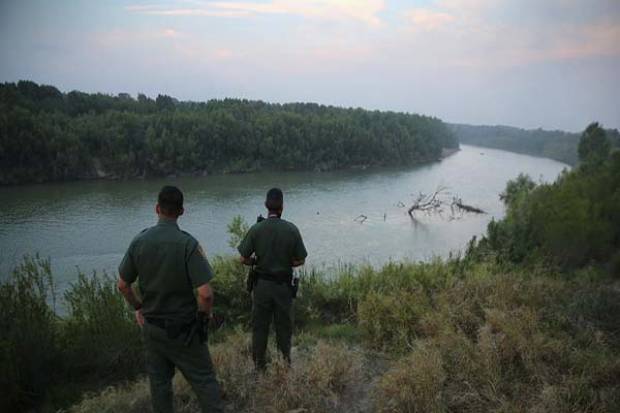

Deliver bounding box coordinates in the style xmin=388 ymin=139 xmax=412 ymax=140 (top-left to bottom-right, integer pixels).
xmin=119 ymin=218 xmax=213 ymax=322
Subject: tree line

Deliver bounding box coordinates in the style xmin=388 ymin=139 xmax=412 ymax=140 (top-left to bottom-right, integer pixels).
xmin=0 ymin=80 xmax=458 ymax=185
xmin=473 ymin=122 xmax=620 ymax=272
xmin=449 ymin=122 xmax=620 ymax=166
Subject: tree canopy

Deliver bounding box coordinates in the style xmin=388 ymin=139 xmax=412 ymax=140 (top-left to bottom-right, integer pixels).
xmin=450 ymin=123 xmax=620 ymax=166
xmin=0 ymin=81 xmax=458 ymax=185
xmin=478 ymin=126 xmax=620 ymax=271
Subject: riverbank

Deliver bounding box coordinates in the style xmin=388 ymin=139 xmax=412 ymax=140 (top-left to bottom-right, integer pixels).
xmin=1 ymin=144 xmax=462 ymax=187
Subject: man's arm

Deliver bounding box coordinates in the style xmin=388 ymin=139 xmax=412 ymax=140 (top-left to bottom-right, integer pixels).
xmin=237 ymin=226 xmax=255 ymax=266
xmin=118 ymin=277 xmax=144 ymax=326
xmin=292 ymin=227 xmax=308 ymax=268
xmin=196 ymin=283 xmax=214 ymax=315
xmin=239 ymin=256 xmax=255 ymax=266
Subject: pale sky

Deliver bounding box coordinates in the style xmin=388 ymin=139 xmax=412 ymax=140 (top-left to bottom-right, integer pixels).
xmin=1 ymin=0 xmax=618 ymax=131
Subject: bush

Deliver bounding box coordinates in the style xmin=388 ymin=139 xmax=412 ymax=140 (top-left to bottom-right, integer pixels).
xmin=374 ymin=343 xmax=445 ymax=413
xmin=369 ymin=271 xmax=620 ymax=413
xmin=0 ymin=257 xmax=145 ymax=412
xmin=358 ymin=290 xmax=432 ymax=351
xmin=0 ymin=255 xmax=60 ymax=411
xmin=479 ymin=136 xmax=620 ymax=270
xmin=62 ymin=272 xmax=143 ymax=380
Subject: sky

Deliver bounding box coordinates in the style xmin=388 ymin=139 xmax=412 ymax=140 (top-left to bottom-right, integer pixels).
xmin=0 ymin=0 xmax=618 ymax=132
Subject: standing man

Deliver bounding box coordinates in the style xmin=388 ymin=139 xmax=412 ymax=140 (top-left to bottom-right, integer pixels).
xmin=238 ymin=188 xmax=308 ymax=370
xmin=118 ymin=186 xmax=223 ymax=413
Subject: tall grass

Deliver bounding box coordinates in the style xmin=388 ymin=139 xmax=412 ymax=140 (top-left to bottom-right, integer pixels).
xmin=0 ymin=258 xmax=141 ymax=411
xmin=3 ymin=250 xmax=619 ymax=412
xmin=0 ymin=255 xmax=59 ymax=411
xmin=67 ymin=332 xmax=364 ymax=413
xmin=368 ymin=271 xmax=620 ymax=412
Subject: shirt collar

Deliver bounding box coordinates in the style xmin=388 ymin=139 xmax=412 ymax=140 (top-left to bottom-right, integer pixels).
xmin=157 ymin=217 xmax=179 ymax=227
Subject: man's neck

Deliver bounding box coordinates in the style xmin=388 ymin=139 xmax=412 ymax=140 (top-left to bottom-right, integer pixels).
xmin=268 ymin=212 xmax=281 ymax=218
xmin=158 ymin=215 xmax=178 ymax=224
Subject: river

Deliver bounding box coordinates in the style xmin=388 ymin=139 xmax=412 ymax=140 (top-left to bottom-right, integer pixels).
xmin=0 ymin=145 xmax=568 ymax=291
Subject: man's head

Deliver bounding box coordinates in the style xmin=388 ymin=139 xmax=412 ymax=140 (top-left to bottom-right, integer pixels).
xmin=156 ymin=185 xmax=184 ymax=218
xmin=265 ymin=187 xmax=284 ymax=216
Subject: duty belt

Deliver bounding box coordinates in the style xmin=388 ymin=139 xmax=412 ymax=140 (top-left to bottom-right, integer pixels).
xmin=256 ymin=272 xmax=292 ymax=285
xmin=145 ymin=317 xmax=167 ymax=329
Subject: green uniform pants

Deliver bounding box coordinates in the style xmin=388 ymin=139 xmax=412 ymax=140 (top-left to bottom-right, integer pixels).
xmin=143 ymin=322 xmax=223 ymax=413
xmin=252 ymin=278 xmax=294 ymax=370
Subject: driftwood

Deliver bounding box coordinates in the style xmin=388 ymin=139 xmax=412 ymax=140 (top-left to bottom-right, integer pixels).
xmin=408 ymin=186 xmax=485 ymax=219
xmin=408 ymin=186 xmax=448 ymax=216
xmin=452 ymin=198 xmax=485 ymax=214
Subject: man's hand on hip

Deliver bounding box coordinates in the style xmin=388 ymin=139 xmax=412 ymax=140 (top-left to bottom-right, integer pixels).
xmin=135 ymin=308 xmax=145 ymax=327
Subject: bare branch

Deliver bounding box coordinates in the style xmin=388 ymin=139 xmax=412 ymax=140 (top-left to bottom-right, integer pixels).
xmin=407 ymin=186 xmax=485 ymax=219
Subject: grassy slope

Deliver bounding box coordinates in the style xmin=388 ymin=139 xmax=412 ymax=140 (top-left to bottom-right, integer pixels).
xmin=66 ymin=260 xmax=620 ymax=413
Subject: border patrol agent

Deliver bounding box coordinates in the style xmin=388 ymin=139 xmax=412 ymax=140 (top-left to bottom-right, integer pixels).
xmin=118 ymin=186 xmax=223 ymax=413
xmin=238 ymin=188 xmax=308 ymax=370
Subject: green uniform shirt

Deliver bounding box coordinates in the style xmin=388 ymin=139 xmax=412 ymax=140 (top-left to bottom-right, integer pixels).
xmin=119 ymin=218 xmax=213 ymax=322
xmin=238 ymin=216 xmax=308 ymax=277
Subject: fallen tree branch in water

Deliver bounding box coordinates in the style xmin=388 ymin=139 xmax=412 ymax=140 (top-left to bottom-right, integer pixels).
xmin=408 ymin=186 xmax=485 ymax=219
xmin=451 ymin=198 xmax=485 ymax=214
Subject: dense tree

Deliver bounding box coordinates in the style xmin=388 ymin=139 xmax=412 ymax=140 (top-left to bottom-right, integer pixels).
xmin=0 ymin=81 xmax=458 ymax=185
xmin=451 ymin=123 xmax=586 ymax=166
xmin=578 ymin=122 xmax=611 ymax=162
xmin=479 ymin=126 xmax=620 ymax=270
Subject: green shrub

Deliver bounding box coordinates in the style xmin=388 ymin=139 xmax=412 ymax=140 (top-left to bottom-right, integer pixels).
xmin=62 ymin=271 xmax=143 ymax=380
xmin=358 ymin=289 xmax=432 ymax=351
xmin=374 ymin=343 xmax=446 ymax=413
xmin=0 ymin=255 xmax=60 ymax=411
xmin=210 ymin=257 xmax=253 ymax=325
xmin=479 ymin=134 xmax=620 ymax=271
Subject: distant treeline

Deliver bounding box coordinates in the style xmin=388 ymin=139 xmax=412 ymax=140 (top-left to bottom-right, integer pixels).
xmin=449 ymin=123 xmax=620 ymax=166
xmin=0 ymin=80 xmax=458 ymax=185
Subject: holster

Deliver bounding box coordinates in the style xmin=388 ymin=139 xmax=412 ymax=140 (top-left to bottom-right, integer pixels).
xmin=184 ymin=313 xmax=208 ymax=346
xmin=246 ymin=268 xmax=258 ymax=293
xmin=291 ymin=277 xmax=299 ymax=299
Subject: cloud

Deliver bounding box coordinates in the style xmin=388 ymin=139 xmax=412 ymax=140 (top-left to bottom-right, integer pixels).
xmin=405 ymin=9 xmax=455 ymax=31
xmin=127 ymin=0 xmax=386 ymax=27
xmin=402 ymin=0 xmax=620 ymax=67
xmin=161 ymin=28 xmax=180 ymax=38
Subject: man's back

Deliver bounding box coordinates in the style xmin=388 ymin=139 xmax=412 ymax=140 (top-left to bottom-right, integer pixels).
xmin=117 ymin=185 xmax=222 ymax=413
xmin=120 ymin=218 xmax=212 ymax=323
xmin=239 ymin=217 xmax=306 ymax=277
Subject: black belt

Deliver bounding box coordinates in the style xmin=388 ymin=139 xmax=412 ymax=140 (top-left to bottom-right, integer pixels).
xmin=256 ymin=272 xmax=292 ymax=285
xmin=145 ymin=317 xmax=167 ymax=329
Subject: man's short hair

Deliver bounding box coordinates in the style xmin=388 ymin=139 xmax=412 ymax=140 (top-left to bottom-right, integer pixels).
xmin=265 ymin=187 xmax=283 ymax=211
xmin=158 ymin=186 xmax=184 ymax=216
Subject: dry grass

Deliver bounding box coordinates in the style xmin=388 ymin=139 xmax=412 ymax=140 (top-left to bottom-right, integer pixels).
xmin=374 ymin=343 xmax=445 ymax=413
xmin=368 ymin=272 xmax=620 ymax=413
xmin=66 ymin=332 xmax=365 ymax=413
xmin=66 ymin=266 xmax=620 ymax=413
